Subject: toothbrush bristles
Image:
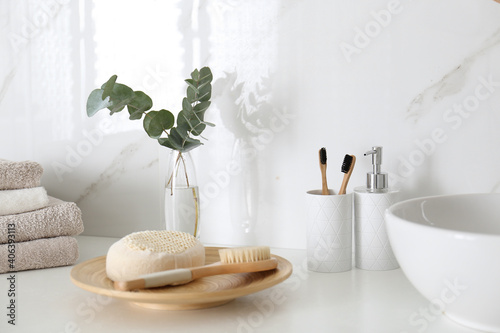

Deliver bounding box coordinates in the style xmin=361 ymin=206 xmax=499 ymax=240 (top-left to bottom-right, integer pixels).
xmin=319 ymin=147 xmax=327 ymax=165
xmin=341 ymin=155 xmax=354 ymax=173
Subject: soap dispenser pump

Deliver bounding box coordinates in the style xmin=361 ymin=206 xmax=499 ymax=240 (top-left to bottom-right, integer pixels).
xmin=364 ymin=146 xmax=388 ymax=192
xmin=354 ymin=146 xmax=399 ymax=270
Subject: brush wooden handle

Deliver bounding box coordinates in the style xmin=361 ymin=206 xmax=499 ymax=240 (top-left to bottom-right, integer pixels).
xmin=339 ymin=155 xmax=356 ymax=195
xmin=114 ymin=269 xmax=193 ymax=291
xmin=320 ymin=164 xmax=329 ymax=195
xmin=114 ymin=258 xmax=279 ymax=291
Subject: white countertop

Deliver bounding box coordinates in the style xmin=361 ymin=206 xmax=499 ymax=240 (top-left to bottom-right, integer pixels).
xmin=0 ymin=236 xmax=481 ymax=333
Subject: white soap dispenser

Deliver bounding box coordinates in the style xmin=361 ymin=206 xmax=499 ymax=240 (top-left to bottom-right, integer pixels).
xmin=354 ymin=146 xmax=399 ymax=270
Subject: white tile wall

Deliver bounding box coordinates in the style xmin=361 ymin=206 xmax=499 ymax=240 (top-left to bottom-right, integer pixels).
xmin=1 ymin=0 xmax=499 ymax=249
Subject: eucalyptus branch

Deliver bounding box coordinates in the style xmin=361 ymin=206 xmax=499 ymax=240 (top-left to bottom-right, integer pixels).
xmin=86 ymin=67 xmax=214 ymax=153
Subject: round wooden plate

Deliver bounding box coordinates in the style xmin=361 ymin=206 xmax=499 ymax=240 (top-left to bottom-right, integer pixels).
xmin=70 ymin=247 xmax=293 ymax=310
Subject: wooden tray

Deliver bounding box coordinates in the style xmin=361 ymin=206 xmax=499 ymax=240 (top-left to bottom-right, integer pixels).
xmin=70 ymin=247 xmax=293 ymax=310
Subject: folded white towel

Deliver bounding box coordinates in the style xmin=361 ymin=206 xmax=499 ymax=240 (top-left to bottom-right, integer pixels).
xmin=0 ymin=187 xmax=49 ymax=216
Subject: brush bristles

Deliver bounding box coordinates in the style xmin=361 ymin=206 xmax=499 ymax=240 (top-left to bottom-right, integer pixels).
xmin=319 ymin=147 xmax=327 ymax=164
xmin=341 ymin=154 xmax=354 ymax=173
xmin=219 ymin=246 xmax=271 ymax=264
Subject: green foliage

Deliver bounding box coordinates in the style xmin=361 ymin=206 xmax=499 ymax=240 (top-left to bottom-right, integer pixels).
xmin=144 ymin=110 xmax=175 ymax=139
xmin=86 ymin=67 xmax=214 ymax=153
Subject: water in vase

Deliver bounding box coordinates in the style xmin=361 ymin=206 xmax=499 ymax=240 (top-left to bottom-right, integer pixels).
xmin=164 ymin=186 xmax=200 ymax=238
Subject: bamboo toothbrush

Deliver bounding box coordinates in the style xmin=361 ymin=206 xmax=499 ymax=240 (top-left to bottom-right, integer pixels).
xmin=114 ymin=246 xmax=278 ymax=291
xmin=338 ymin=154 xmax=356 ymax=195
xmin=319 ymin=147 xmax=329 ymax=195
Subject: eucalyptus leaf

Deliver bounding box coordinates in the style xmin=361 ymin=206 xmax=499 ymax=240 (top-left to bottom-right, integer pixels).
xmin=143 ymin=111 xmax=158 ymax=138
xmin=177 ymin=110 xmax=206 ymax=136
xmin=190 ymin=69 xmax=200 ymax=81
xmin=107 ymin=83 xmax=135 ymax=114
xmin=193 ymin=101 xmax=211 ymax=115
xmin=186 ymin=86 xmax=196 ymax=103
xmin=170 ymin=127 xmax=202 ymax=152
xmin=143 ymin=109 xmax=174 ymax=138
xmin=198 ymin=83 xmax=211 ymax=102
xmin=86 ymin=89 xmax=112 ymax=117
xmin=102 ymin=75 xmax=117 ymax=99
xmin=180 ymin=139 xmax=203 ymax=152
xmin=182 ymin=97 xmax=192 ymax=113
xmin=158 ymin=137 xmax=180 ymax=150
xmin=161 ymin=134 xmax=202 ymax=152
xmin=196 ymin=81 xmax=210 ymax=91
xmin=164 ymin=128 xmax=185 ymax=150
xmin=157 ymin=109 xmax=175 ymax=130
xmin=128 ymin=91 xmax=153 ymax=120
xmin=176 ymin=111 xmax=190 ymax=133
xmin=184 ymin=79 xmax=199 ymax=93
xmin=199 ymin=67 xmax=213 ymax=83
xmin=191 ymin=123 xmax=206 ymax=136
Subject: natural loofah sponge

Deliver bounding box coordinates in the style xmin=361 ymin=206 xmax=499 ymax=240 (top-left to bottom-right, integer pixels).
xmin=106 ymin=230 xmax=205 ymax=282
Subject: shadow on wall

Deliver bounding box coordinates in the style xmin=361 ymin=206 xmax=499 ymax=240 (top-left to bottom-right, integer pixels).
xmin=212 ymin=70 xmax=289 ymax=237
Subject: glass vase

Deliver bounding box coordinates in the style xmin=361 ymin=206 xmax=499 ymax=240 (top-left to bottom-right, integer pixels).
xmin=164 ymin=150 xmax=200 ymax=239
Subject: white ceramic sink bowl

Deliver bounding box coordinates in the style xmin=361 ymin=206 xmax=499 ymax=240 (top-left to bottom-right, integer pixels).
xmin=386 ymin=193 xmax=500 ymax=332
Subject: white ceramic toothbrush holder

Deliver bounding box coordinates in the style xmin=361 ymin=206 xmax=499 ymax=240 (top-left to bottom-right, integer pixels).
xmin=306 ymin=190 xmax=352 ymax=273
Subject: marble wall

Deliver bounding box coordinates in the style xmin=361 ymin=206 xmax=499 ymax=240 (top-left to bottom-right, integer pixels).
xmin=1 ymin=0 xmax=500 ymax=249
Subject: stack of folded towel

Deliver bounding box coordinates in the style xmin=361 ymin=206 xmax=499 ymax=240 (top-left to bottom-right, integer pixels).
xmin=0 ymin=159 xmax=84 ymax=273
